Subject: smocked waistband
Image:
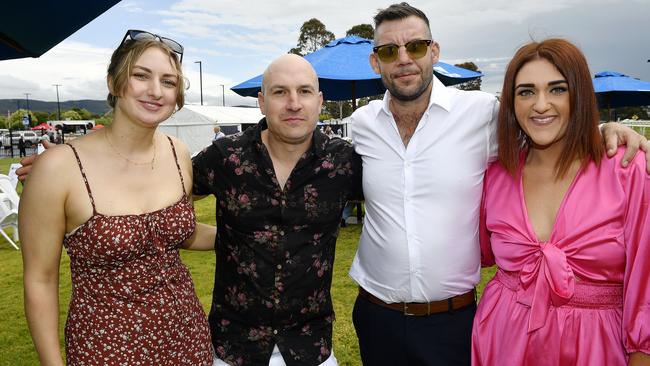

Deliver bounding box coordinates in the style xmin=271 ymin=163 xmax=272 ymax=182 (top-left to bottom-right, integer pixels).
xmin=496 ymin=269 xmax=622 ymax=309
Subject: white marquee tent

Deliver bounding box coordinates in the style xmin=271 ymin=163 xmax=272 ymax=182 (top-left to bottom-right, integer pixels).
xmin=159 ymin=105 xmax=263 ymax=155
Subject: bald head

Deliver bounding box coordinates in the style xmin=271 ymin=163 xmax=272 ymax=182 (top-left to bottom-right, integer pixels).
xmin=261 ymin=54 xmax=319 ymax=95
xmin=257 ymin=53 xmax=324 ymax=148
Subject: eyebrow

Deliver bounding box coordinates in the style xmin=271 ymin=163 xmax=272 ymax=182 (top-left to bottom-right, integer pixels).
xmin=133 ymin=65 xmax=178 ymax=78
xmin=268 ymin=83 xmax=316 ymax=91
xmin=515 ymin=79 xmax=567 ymax=89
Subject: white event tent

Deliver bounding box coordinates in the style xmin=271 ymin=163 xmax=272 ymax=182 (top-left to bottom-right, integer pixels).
xmin=159 ymin=105 xmax=263 ymax=155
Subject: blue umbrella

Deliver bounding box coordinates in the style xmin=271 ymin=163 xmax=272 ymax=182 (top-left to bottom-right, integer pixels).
xmin=231 ymin=36 xmax=482 ymax=103
xmin=593 ymin=71 xmax=650 ymax=109
xmin=433 ymin=62 xmax=484 ymax=86
xmin=1 ymin=0 xmax=121 ymax=60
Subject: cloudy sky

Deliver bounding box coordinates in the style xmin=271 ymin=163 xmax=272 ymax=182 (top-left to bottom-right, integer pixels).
xmin=1 ymin=0 xmax=649 ymax=107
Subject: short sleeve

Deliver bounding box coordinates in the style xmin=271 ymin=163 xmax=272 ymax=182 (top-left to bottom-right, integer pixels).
xmin=191 ymin=144 xmax=221 ymax=197
xmin=622 ymin=152 xmax=650 ymax=355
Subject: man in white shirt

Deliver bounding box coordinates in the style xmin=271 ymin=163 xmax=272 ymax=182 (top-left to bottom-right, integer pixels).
xmin=212 ymin=125 xmax=226 ymax=141
xmin=348 ymin=3 xmax=649 ymax=365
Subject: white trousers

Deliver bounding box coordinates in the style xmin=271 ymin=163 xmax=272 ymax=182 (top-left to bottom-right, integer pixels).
xmin=213 ymin=344 xmax=338 ymax=366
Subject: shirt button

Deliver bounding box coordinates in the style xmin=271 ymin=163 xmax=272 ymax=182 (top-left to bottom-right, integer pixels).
xmin=273 ymin=329 xmax=278 ymax=335
xmin=281 ymin=200 xmax=286 ymax=206
xmin=276 ymin=264 xmax=282 ymax=270
xmin=274 ymin=298 xmax=280 ymax=304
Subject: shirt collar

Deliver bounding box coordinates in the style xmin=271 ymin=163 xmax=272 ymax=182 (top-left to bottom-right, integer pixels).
xmin=379 ymin=75 xmax=452 ymax=117
xmin=253 ymin=117 xmax=327 ymax=159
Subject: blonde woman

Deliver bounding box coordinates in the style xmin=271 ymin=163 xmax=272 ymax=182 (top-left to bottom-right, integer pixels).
xmin=21 ymin=30 xmax=214 ymax=365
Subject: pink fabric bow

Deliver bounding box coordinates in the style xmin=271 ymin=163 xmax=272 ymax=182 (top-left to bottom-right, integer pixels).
xmin=517 ymin=241 xmax=575 ymax=332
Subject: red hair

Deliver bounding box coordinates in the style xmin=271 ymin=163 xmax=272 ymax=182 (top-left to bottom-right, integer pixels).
xmin=497 ymin=38 xmax=603 ymax=178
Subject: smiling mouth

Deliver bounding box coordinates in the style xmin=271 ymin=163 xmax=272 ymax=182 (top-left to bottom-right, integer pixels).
xmin=283 ymin=116 xmax=305 ymax=123
xmin=530 ymin=116 xmax=556 ymax=125
xmin=139 ymin=101 xmax=164 ymax=112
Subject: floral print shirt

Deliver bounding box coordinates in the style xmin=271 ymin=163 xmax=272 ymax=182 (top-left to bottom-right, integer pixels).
xmin=193 ymin=119 xmax=362 ymax=366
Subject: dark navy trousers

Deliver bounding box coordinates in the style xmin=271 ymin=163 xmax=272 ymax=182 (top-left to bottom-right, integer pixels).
xmin=352 ymin=294 xmax=476 ymax=366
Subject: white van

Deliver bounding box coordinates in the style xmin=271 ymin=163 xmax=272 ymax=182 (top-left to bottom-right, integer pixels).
xmin=2 ymin=131 xmax=40 ymax=147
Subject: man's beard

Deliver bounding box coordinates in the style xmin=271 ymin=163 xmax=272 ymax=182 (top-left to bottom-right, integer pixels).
xmin=382 ymin=71 xmax=433 ymax=102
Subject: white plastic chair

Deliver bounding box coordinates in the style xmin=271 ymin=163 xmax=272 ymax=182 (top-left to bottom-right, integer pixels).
xmin=0 ymin=174 xmax=20 ymax=210
xmin=7 ymin=163 xmax=22 ymax=189
xmin=0 ymin=193 xmax=19 ymax=250
xmin=0 ymin=174 xmax=20 ymax=250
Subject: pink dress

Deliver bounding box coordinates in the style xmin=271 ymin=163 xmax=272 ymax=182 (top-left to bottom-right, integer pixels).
xmin=472 ymin=149 xmax=650 ymax=366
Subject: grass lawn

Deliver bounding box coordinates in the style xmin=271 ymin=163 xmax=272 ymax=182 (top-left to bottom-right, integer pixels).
xmin=0 ymin=156 xmax=496 ymax=365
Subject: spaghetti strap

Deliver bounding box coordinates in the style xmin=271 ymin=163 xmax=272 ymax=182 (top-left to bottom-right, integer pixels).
xmin=66 ymin=143 xmax=97 ymax=214
xmin=165 ymin=136 xmax=187 ymax=197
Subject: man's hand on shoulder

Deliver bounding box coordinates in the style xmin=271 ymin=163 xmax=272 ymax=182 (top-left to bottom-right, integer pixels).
xmin=17 ymin=140 xmax=53 ymax=182
xmin=601 ymin=122 xmax=650 ymax=174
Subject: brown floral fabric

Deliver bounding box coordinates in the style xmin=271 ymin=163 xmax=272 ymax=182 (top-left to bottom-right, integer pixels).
xmin=63 ymin=140 xmax=213 ymax=365
xmin=193 ymin=119 xmax=362 ymax=366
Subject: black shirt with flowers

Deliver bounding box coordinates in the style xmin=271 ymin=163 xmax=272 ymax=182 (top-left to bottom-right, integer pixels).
xmin=192 ymin=118 xmax=362 ymax=366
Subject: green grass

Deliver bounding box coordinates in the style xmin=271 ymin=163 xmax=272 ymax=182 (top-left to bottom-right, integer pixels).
xmin=0 ymin=156 xmax=496 ymax=365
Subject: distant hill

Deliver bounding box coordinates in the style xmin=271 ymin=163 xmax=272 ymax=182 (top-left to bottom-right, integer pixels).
xmin=0 ymin=99 xmax=110 ymax=116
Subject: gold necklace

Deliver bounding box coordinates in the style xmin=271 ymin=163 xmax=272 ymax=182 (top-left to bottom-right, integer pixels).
xmin=104 ymin=129 xmax=156 ymax=170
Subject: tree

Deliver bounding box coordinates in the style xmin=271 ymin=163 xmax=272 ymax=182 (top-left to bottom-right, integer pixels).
xmin=72 ymin=107 xmax=93 ymax=120
xmin=346 ymin=24 xmax=374 ymax=40
xmin=94 ymin=116 xmax=112 ymax=127
xmin=33 ymin=111 xmax=50 ymax=123
xmin=454 ymin=62 xmax=482 ymax=91
xmin=8 ymin=109 xmax=37 ymax=129
xmin=61 ymin=110 xmax=82 ymax=120
xmin=323 ymin=100 xmax=354 ymax=119
xmin=289 ymin=18 xmax=335 ymax=56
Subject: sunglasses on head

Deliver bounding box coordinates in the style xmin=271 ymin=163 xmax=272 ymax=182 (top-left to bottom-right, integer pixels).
xmin=373 ymin=39 xmax=433 ymax=63
xmin=119 ymin=29 xmax=184 ymax=63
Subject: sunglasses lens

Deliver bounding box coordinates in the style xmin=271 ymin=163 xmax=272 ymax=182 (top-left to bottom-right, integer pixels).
xmin=130 ymin=31 xmax=156 ymax=42
xmin=124 ymin=30 xmax=184 ymax=63
xmin=161 ymin=38 xmax=184 ymax=55
xmin=376 ymin=45 xmax=398 ymax=63
xmin=405 ymin=40 xmax=429 ymax=59
xmin=375 ymin=40 xmax=430 ymax=63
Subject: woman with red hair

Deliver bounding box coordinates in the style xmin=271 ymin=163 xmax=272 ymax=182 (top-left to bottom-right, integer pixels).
xmin=472 ymin=38 xmax=650 ymax=365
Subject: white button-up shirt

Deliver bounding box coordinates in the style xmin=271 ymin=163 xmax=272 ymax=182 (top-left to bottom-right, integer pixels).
xmin=349 ymin=76 xmax=499 ymax=303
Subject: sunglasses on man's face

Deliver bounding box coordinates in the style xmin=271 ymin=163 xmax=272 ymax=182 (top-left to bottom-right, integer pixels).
xmin=373 ymin=39 xmax=433 ymax=63
xmin=119 ymin=29 xmax=184 ymax=63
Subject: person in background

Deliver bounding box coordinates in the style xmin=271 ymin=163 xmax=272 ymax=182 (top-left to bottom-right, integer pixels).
xmin=324 ymin=125 xmax=334 ymax=138
xmin=473 ymin=38 xmax=650 ymax=366
xmin=18 ymin=136 xmax=26 ymax=157
xmin=213 ymin=125 xmax=226 ymax=141
xmin=20 ymin=30 xmax=214 ymax=365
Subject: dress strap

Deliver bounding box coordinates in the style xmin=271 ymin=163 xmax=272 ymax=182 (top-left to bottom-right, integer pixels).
xmin=165 ymin=135 xmax=187 ymax=196
xmin=66 ymin=143 xmax=97 ymax=214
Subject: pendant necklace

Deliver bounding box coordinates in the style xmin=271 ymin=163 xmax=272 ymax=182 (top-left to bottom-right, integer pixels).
xmin=105 ymin=129 xmax=156 ymax=170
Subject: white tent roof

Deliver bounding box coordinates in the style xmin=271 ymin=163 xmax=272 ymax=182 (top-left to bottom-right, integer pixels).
xmin=159 ymin=105 xmax=263 ymax=155
xmin=183 ymin=105 xmax=263 ymax=125
xmin=160 ymin=107 xmax=214 ymax=126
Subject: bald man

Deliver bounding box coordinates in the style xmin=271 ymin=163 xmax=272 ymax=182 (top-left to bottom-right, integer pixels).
xmin=192 ymin=54 xmax=362 ymax=366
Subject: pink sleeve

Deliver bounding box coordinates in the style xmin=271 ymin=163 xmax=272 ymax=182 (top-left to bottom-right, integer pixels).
xmin=622 ymin=153 xmax=650 ymax=355
xmin=480 ymin=166 xmax=495 ymax=267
